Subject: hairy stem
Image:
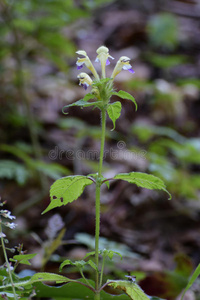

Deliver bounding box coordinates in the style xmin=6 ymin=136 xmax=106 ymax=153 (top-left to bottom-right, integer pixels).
xmin=94 ymin=108 xmax=106 ymax=299
xmin=99 ymin=255 xmax=105 ymax=288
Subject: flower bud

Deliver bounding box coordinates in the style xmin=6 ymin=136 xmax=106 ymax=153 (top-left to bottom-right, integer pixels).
xmin=77 ymin=72 xmax=93 ymax=90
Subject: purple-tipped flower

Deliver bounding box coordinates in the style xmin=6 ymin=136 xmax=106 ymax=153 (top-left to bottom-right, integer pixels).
xmin=76 ymin=50 xmax=99 ymax=79
xmin=112 ymin=56 xmax=134 ymax=79
xmin=77 ymin=72 xmax=93 ymax=90
xmin=5 ymin=222 xmax=17 ymax=229
xmin=0 ymin=210 xmax=16 ymax=220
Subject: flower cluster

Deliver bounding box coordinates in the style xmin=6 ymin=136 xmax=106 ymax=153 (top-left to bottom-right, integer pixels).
xmin=76 ymin=46 xmax=134 ymax=90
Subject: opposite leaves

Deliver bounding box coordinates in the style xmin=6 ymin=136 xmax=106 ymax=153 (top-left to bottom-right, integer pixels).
xmin=114 ymin=172 xmax=171 ymax=199
xmin=42 ymin=175 xmax=93 ymax=214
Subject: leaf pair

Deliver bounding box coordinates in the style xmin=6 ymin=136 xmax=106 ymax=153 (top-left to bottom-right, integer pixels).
xmin=62 ymin=90 xmax=137 ymax=131
xmin=43 ymin=172 xmax=171 ymax=214
xmin=59 ymin=259 xmax=98 ymax=272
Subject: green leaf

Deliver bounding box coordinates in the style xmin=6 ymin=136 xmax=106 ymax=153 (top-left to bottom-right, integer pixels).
xmin=107 ymin=101 xmax=122 ymax=130
xmin=59 ymin=259 xmax=86 ymax=271
xmin=114 ymin=172 xmax=171 ymax=200
xmin=101 ymin=249 xmax=122 ymax=260
xmin=181 ymin=264 xmax=200 ymax=300
xmin=62 ymin=100 xmax=101 ymax=114
xmin=42 ymin=175 xmax=93 ymax=214
xmin=34 ymin=280 xmax=130 ymax=299
xmin=30 ymin=272 xmax=70 ymax=284
xmin=87 ymin=260 xmax=98 ymax=271
xmin=112 ymin=90 xmax=137 ymax=111
xmin=59 ymin=259 xmax=98 ymax=272
xmin=108 ymin=280 xmax=150 ymax=300
xmin=10 ymin=253 xmax=37 ymax=266
xmin=83 ymin=93 xmax=95 ymax=101
xmin=0 ymin=273 xmax=70 ymax=291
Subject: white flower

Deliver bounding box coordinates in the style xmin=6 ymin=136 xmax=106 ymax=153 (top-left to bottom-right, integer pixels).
xmin=0 ymin=232 xmax=6 ymax=238
xmin=112 ymin=56 xmax=134 ymax=79
xmin=77 ymin=72 xmax=93 ymax=90
xmin=76 ymin=50 xmax=99 ymax=79
xmin=95 ymin=46 xmax=114 ymax=78
xmin=5 ymin=222 xmax=17 ymax=229
xmin=0 ymin=210 xmax=16 ymax=220
xmin=95 ymin=46 xmax=114 ymax=65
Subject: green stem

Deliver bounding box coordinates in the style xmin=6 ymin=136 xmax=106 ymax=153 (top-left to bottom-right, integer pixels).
xmin=94 ymin=108 xmax=106 ymax=299
xmin=0 ymin=221 xmax=18 ymax=300
xmin=80 ymin=269 xmax=93 ymax=288
xmin=99 ymin=255 xmax=105 ymax=288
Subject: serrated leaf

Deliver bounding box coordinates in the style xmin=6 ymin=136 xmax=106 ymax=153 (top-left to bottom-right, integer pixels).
xmin=59 ymin=259 xmax=86 ymax=272
xmin=10 ymin=253 xmax=37 ymax=266
xmin=108 ymin=280 xmax=150 ymax=300
xmin=30 ymin=272 xmax=70 ymax=284
xmin=87 ymin=260 xmax=98 ymax=271
xmin=181 ymin=263 xmax=200 ymax=300
xmin=0 ymin=273 xmax=70 ymax=291
xmin=107 ymin=101 xmax=122 ymax=131
xmin=114 ymin=172 xmax=171 ymax=199
xmin=113 ymin=90 xmax=137 ymax=111
xmin=83 ymin=93 xmax=95 ymax=101
xmin=42 ymin=175 xmax=93 ymax=214
xmin=102 ymin=249 xmax=122 ymax=260
xmin=62 ymin=100 xmax=101 ymax=114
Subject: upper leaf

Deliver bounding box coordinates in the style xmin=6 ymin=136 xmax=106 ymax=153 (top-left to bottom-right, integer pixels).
xmin=114 ymin=172 xmax=171 ymax=199
xmin=10 ymin=253 xmax=37 ymax=266
xmin=59 ymin=259 xmax=98 ymax=272
xmin=112 ymin=90 xmax=137 ymax=111
xmin=107 ymin=101 xmax=122 ymax=131
xmin=42 ymin=175 xmax=93 ymax=214
xmin=108 ymin=280 xmax=150 ymax=300
xmin=62 ymin=100 xmax=102 ymax=114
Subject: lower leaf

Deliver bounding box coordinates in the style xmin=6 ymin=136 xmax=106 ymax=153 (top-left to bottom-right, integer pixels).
xmin=108 ymin=280 xmax=150 ymax=300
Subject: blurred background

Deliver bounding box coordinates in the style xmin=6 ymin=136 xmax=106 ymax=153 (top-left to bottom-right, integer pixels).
xmin=0 ymin=0 xmax=200 ymax=299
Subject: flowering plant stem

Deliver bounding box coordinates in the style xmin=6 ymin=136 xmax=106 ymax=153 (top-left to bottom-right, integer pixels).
xmin=94 ymin=108 xmax=106 ymax=300
xmin=0 ymin=221 xmax=18 ymax=300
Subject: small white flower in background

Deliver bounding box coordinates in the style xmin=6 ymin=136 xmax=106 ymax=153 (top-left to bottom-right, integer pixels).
xmin=76 ymin=50 xmax=99 ymax=79
xmin=112 ymin=56 xmax=134 ymax=79
xmin=77 ymin=72 xmax=93 ymax=90
xmin=0 ymin=232 xmax=6 ymax=238
xmin=5 ymin=222 xmax=17 ymax=229
xmin=0 ymin=210 xmax=16 ymax=220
